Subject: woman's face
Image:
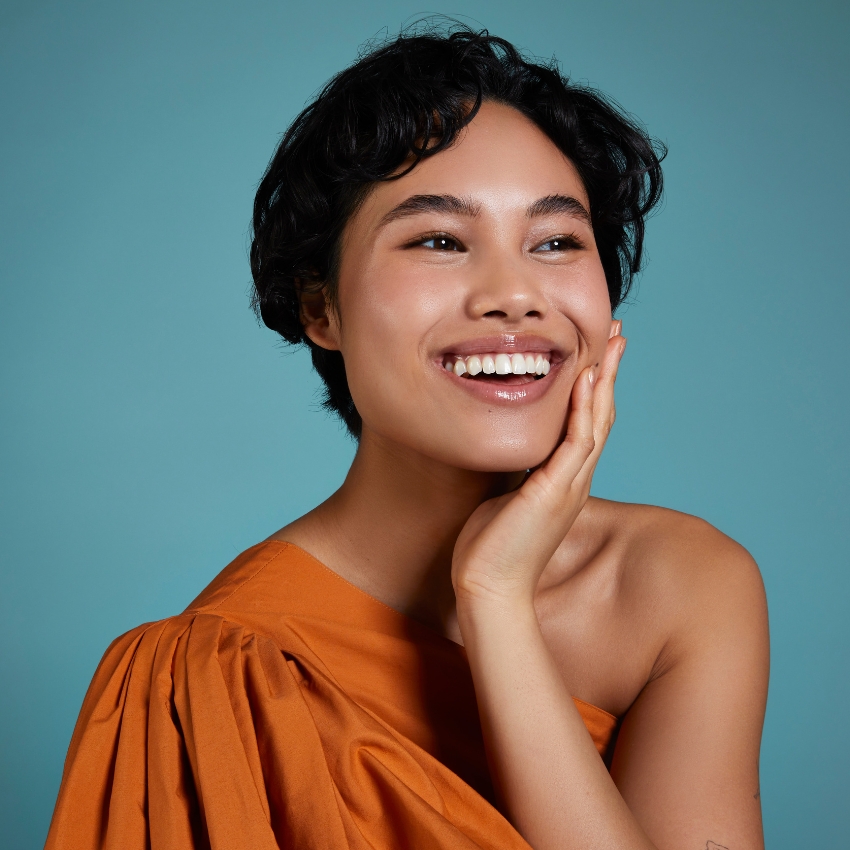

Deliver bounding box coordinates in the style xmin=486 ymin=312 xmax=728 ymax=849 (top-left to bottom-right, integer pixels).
xmin=308 ymin=101 xmax=616 ymax=472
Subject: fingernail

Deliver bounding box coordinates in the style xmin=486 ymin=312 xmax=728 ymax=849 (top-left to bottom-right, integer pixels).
xmin=620 ymin=338 xmax=627 ymax=357
xmin=588 ymin=368 xmax=596 ymax=386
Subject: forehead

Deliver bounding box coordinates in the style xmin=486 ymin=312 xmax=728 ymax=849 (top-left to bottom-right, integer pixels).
xmin=354 ymin=101 xmax=589 ymax=228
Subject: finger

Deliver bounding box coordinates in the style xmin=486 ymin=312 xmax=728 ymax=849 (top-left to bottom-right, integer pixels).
xmin=532 ymin=365 xmax=596 ymax=494
xmin=560 ymin=335 xmax=626 ymax=501
xmin=503 ymin=365 xmax=600 ymax=560
xmin=525 ymin=336 xmax=624 ymax=508
xmin=589 ymin=335 xmax=626 ymax=456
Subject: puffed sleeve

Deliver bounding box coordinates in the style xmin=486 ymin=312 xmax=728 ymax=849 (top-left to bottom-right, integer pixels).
xmin=45 ymin=613 xmax=348 ymax=849
xmin=46 ymin=612 xmax=530 ymax=850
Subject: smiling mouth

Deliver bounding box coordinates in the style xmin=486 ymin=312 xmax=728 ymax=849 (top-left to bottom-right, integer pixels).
xmin=442 ymin=352 xmax=551 ymax=384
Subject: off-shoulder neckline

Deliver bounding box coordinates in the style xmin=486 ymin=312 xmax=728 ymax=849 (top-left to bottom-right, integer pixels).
xmin=253 ymin=539 xmax=618 ymax=724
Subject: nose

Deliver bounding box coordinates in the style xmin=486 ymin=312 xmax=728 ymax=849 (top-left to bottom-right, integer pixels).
xmin=464 ymin=261 xmax=547 ymax=323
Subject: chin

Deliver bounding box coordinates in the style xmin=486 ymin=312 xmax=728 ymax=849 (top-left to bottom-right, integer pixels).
xmin=416 ymin=430 xmax=560 ymax=474
xmin=359 ymin=397 xmax=566 ymax=474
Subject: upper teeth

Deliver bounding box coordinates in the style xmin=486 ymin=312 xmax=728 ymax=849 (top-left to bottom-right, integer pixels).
xmin=444 ymin=353 xmax=551 ymax=377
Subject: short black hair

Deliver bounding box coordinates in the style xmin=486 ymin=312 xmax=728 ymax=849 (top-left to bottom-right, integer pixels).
xmin=250 ymin=23 xmax=665 ymax=438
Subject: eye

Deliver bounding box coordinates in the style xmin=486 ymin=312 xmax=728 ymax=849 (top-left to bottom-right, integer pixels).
xmin=414 ymin=233 xmax=463 ymax=251
xmin=534 ymin=235 xmax=584 ymax=252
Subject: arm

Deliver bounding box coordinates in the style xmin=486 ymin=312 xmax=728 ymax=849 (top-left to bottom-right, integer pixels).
xmin=452 ymin=335 xmax=768 ymax=849
xmin=458 ymin=594 xmax=656 ymax=849
xmin=611 ymin=531 xmax=769 ymax=850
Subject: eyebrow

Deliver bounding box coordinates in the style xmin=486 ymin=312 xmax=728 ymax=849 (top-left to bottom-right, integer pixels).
xmin=377 ymin=192 xmax=592 ymax=228
xmin=526 ymin=194 xmax=591 ymax=226
xmin=379 ymin=194 xmax=482 ymax=227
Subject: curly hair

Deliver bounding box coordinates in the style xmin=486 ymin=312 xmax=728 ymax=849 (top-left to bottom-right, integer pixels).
xmin=250 ymin=23 xmax=665 ymax=438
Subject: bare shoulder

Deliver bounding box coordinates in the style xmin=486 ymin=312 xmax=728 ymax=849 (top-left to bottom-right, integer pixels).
xmin=606 ymin=498 xmax=761 ymax=588
xmin=587 ymin=497 xmax=768 ymax=659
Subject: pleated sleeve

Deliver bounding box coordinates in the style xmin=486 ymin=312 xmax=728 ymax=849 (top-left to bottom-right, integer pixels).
xmin=45 ymin=612 xmax=530 ymax=850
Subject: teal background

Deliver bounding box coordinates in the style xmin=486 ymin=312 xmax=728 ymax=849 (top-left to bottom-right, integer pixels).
xmin=1 ymin=1 xmax=847 ymax=847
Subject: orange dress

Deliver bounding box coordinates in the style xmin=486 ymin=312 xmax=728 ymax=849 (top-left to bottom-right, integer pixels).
xmin=46 ymin=541 xmax=619 ymax=849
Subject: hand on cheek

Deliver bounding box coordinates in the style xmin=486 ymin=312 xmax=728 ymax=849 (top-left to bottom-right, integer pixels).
xmin=452 ymin=327 xmax=626 ymax=606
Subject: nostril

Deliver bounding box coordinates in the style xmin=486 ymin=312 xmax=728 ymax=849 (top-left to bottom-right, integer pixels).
xmin=482 ymin=310 xmax=508 ymax=318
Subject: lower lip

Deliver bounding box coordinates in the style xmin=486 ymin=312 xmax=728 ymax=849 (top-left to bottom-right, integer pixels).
xmin=438 ymin=363 xmax=560 ymax=404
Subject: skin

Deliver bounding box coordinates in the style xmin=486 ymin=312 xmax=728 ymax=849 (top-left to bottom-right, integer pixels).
xmin=273 ymin=102 xmax=769 ymax=850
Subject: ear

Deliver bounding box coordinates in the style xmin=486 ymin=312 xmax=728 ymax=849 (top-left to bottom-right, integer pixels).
xmin=298 ymin=281 xmax=341 ymax=351
xmin=608 ymin=318 xmax=623 ymax=339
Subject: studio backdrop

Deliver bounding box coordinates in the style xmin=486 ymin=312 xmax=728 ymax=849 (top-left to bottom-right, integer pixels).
xmin=1 ymin=1 xmax=847 ymax=848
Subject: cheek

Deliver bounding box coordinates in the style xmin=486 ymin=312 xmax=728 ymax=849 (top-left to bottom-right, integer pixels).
xmin=551 ymin=259 xmax=613 ymax=362
xmin=341 ymin=257 xmax=452 ymax=360
xmin=334 ymin=260 xmax=455 ymax=427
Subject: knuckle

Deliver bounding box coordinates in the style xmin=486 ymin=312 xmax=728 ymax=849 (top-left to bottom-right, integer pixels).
xmin=578 ymin=435 xmax=596 ymax=454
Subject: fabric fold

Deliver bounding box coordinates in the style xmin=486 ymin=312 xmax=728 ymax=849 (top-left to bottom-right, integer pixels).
xmin=47 ymin=541 xmax=619 ymax=849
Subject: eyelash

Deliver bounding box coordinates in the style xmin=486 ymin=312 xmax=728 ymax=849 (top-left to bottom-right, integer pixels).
xmin=408 ymin=232 xmax=464 ymax=251
xmin=406 ymin=231 xmax=586 ymax=252
xmin=535 ymin=234 xmax=585 ymax=252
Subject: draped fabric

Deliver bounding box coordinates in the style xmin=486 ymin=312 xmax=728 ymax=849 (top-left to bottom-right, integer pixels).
xmin=46 ymin=541 xmax=619 ymax=849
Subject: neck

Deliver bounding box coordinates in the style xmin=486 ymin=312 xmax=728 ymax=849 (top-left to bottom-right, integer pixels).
xmin=281 ymin=427 xmax=524 ymax=640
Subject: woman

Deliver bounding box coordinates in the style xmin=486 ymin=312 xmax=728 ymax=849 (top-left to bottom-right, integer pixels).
xmin=46 ymin=26 xmax=768 ymax=850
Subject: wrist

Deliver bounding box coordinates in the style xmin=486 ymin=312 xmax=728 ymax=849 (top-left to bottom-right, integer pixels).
xmin=455 ymin=589 xmax=539 ymax=633
xmin=453 ymin=565 xmax=537 ymax=610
